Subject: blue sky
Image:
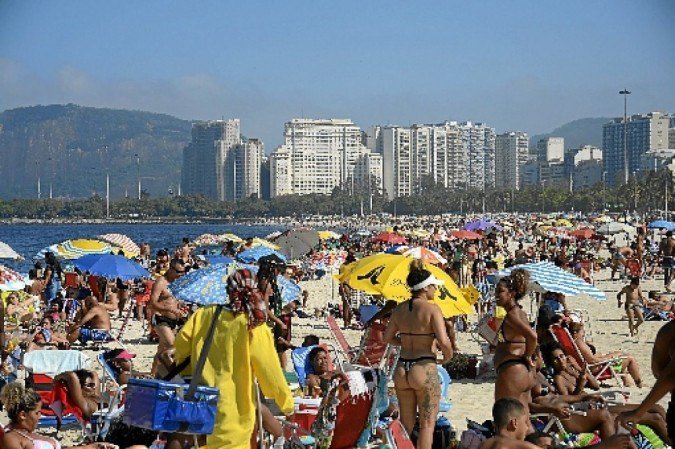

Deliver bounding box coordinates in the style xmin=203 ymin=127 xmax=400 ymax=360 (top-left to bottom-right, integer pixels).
xmin=1 ymin=0 xmax=673 ymax=149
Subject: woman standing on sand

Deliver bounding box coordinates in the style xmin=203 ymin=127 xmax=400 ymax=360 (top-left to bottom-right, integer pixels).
xmin=493 ymin=269 xmax=537 ymax=412
xmin=383 ymin=259 xmax=454 ymax=449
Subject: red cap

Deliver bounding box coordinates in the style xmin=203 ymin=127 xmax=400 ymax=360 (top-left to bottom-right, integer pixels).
xmin=114 ymin=349 xmax=136 ymax=360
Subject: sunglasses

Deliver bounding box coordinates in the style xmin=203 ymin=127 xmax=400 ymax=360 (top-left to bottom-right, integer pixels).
xmin=83 ymin=382 xmax=96 ymax=388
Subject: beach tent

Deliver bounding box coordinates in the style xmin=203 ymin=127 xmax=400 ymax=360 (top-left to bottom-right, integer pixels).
xmin=496 ymin=261 xmax=606 ymax=301
xmin=0 ymin=242 xmax=22 ymax=260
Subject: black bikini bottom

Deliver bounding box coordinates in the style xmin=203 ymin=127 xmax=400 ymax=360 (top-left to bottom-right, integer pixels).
xmin=398 ymin=356 xmax=436 ymax=372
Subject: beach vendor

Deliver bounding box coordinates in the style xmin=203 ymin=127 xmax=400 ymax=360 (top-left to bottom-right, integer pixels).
xmin=383 ymin=259 xmax=454 ymax=449
xmin=173 ymin=268 xmax=293 ymax=449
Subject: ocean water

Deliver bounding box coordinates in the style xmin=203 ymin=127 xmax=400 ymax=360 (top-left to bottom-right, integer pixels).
xmin=0 ymin=223 xmax=287 ymax=272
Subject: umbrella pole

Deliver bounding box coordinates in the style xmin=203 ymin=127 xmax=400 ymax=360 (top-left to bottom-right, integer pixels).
xmin=0 ymin=298 xmax=4 ymax=363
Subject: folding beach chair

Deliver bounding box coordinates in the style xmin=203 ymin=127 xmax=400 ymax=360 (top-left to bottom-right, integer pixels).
xmin=291 ymin=344 xmax=337 ymax=389
xmin=549 ymin=324 xmax=623 ymax=386
xmin=23 ymin=350 xmax=90 ymax=430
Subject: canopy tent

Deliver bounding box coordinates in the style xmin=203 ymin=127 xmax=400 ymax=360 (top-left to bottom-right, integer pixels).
xmin=496 ymin=261 xmax=606 ymax=301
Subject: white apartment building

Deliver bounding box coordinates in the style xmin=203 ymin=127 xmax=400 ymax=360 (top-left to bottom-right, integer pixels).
xmin=269 ymin=119 xmax=382 ymax=197
xmin=495 ymin=131 xmax=529 ymax=190
xmin=536 ymin=137 xmax=564 ymax=162
xmin=370 ymin=121 xmax=496 ymax=199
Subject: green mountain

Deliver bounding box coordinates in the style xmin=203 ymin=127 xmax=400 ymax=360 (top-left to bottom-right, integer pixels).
xmin=0 ymin=104 xmax=192 ymax=199
xmin=530 ymin=117 xmax=611 ymax=152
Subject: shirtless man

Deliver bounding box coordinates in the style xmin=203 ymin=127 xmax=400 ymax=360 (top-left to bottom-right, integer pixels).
xmin=479 ymin=397 xmax=539 ymax=449
xmin=617 ymin=277 xmax=646 ymax=337
xmin=66 ymin=296 xmax=112 ymax=344
xmin=177 ymin=237 xmax=193 ymax=265
xmin=149 ymin=258 xmax=187 ymax=375
xmin=660 ymin=231 xmax=675 ymax=291
xmin=618 ymin=320 xmax=675 ymax=444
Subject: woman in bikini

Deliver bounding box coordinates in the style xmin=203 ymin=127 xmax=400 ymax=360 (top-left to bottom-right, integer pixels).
xmin=384 ymin=259 xmax=454 ymax=449
xmin=493 ymin=268 xmax=537 ymax=413
xmin=0 ymin=382 xmax=118 ymax=449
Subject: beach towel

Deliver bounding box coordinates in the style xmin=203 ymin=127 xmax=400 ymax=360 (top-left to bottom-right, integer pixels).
xmin=23 ymin=350 xmax=90 ymax=377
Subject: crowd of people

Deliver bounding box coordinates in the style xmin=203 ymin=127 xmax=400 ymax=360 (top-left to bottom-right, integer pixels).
xmin=0 ymin=213 xmax=673 ymax=449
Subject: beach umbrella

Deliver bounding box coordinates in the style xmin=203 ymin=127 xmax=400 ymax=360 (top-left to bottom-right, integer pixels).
xmin=0 ymin=242 xmax=22 ymax=260
xmin=193 ymin=233 xmax=222 ymax=247
xmin=237 ymin=246 xmax=288 ymax=264
xmin=384 ymin=244 xmax=409 ymax=254
xmin=169 ymin=263 xmax=236 ymax=306
xmin=265 ymin=231 xmax=283 ymax=240
xmin=355 ymin=229 xmax=372 ymax=237
xmin=338 ymin=254 xmax=472 ymax=317
xmin=318 ymin=230 xmax=341 ymax=240
xmin=372 ymin=232 xmax=408 ymax=244
xmin=238 ymin=263 xmax=301 ymax=305
xmin=219 ymin=233 xmax=243 ymax=243
xmin=464 ymin=219 xmax=502 ymax=232
xmin=73 ymin=254 xmax=150 ymax=281
xmin=597 ymin=222 xmax=634 ymax=235
xmin=0 ymin=265 xmax=26 ymax=291
xmin=594 ymin=215 xmax=612 ymax=223
xmin=35 ymin=239 xmax=115 ymax=260
xmin=450 ymin=230 xmax=483 ymax=240
xmin=247 ymin=238 xmax=280 ymax=250
xmin=202 ymin=255 xmax=234 ymax=265
xmin=496 ymin=261 xmax=606 ymax=301
xmin=97 ymin=234 xmax=140 ymax=255
xmin=570 ymin=229 xmax=595 ymax=240
xmin=275 ymin=230 xmax=320 ymax=259
xmin=555 ymin=219 xmax=574 ymax=228
xmin=647 ymin=220 xmax=675 ymax=231
xmin=402 ymin=247 xmax=448 ymax=265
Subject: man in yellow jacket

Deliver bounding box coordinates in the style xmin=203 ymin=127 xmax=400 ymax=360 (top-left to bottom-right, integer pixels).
xmin=174 ymin=305 xmax=294 ymax=449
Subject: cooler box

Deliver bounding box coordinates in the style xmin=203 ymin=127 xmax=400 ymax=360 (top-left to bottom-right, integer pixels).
xmin=289 ymin=397 xmax=320 ymax=433
xmin=123 ymin=378 xmax=219 ymax=434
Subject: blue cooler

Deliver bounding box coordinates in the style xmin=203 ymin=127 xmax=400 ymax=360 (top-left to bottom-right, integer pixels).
xmin=123 ymin=378 xmax=219 ymax=434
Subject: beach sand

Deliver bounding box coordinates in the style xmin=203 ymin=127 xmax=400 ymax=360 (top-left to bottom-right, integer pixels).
xmin=22 ymin=265 xmax=671 ymax=444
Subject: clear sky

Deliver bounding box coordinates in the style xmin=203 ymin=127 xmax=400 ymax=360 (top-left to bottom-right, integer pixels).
xmin=1 ymin=0 xmax=673 ymax=149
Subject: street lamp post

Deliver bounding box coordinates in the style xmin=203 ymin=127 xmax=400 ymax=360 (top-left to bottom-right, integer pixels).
xmin=619 ymin=89 xmax=631 ymax=184
xmin=135 ymin=154 xmax=141 ymax=200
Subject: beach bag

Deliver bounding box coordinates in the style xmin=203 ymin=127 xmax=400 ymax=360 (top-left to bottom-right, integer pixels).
xmin=458 ymin=429 xmax=486 ymax=449
xmin=412 ymin=416 xmax=455 ymax=449
xmin=124 ymin=306 xmax=223 ymax=434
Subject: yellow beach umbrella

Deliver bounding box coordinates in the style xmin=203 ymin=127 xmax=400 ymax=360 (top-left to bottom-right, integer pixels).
xmin=318 ymin=230 xmax=341 ymax=240
xmin=219 ymin=233 xmax=243 ymax=243
xmin=55 ymin=239 xmax=115 ymax=259
xmin=338 ymin=254 xmax=472 ymax=317
xmin=460 ymin=285 xmax=481 ymax=306
xmin=249 ymin=238 xmax=280 ymax=250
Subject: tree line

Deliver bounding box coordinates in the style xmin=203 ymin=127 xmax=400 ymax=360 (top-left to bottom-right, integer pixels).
xmin=0 ymin=169 xmax=671 ymax=219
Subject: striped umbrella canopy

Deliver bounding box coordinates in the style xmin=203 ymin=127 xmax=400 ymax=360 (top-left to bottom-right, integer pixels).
xmin=402 ymin=247 xmax=448 ymax=265
xmin=35 ymin=239 xmax=116 ymax=260
xmin=0 ymin=264 xmax=26 ymax=291
xmin=97 ymin=234 xmax=140 ymax=255
xmin=0 ymin=242 xmax=22 ymax=260
xmin=496 ymin=261 xmax=606 ymax=301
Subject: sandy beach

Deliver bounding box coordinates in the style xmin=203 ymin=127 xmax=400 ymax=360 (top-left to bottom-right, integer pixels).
xmin=13 ymin=263 xmax=670 ymax=445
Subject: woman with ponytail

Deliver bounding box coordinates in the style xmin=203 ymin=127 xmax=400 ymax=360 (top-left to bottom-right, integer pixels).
xmin=383 ymin=259 xmax=454 ymax=449
xmin=494 ymin=268 xmax=538 ymax=414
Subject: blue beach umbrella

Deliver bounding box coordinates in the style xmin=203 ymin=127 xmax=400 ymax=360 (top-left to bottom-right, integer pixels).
xmin=647 ymin=220 xmax=675 ymax=231
xmin=203 ymin=255 xmax=234 ymax=265
xmin=237 ymin=246 xmax=288 ymax=264
xmin=238 ymin=263 xmax=301 ymax=305
xmin=169 ymin=263 xmax=236 ymax=306
xmin=496 ymin=261 xmax=606 ymax=301
xmin=73 ymin=254 xmax=150 ymax=281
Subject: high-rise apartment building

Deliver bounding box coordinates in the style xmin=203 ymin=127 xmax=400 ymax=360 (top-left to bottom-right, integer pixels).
xmin=495 ymin=131 xmax=529 ymax=190
xmin=602 ymin=111 xmax=670 ymax=185
xmin=536 ymin=137 xmax=564 ymax=162
xmin=369 ymin=121 xmax=495 ymax=199
xmin=269 ymin=119 xmax=382 ymax=197
xmin=181 ymin=119 xmax=263 ymax=200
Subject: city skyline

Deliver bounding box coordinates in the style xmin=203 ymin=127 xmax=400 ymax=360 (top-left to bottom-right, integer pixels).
xmin=1 ymin=1 xmax=674 ymax=150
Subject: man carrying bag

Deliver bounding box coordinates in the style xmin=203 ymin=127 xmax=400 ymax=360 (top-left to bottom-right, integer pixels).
xmin=174 ymin=268 xmax=294 ymax=449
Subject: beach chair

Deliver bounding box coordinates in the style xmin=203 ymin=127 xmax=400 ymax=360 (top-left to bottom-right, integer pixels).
xmin=90 ymin=353 xmax=128 ymax=441
xmin=437 ymin=365 xmax=453 ymax=413
xmin=23 ymin=350 xmax=90 ymax=430
xmin=641 ymin=304 xmax=671 ymax=321
xmin=291 ymin=344 xmax=337 ymax=389
xmin=326 ymin=314 xmax=353 ymax=364
xmin=549 ymin=324 xmax=623 ymax=387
